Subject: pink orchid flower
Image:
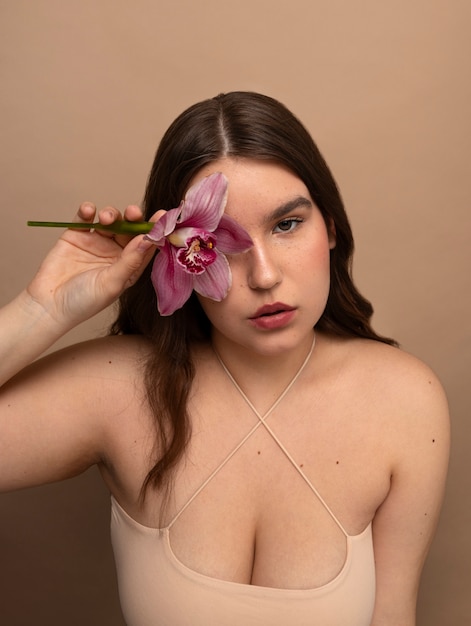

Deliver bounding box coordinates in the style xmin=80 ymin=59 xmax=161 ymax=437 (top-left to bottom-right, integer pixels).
xmin=145 ymin=172 xmax=253 ymax=316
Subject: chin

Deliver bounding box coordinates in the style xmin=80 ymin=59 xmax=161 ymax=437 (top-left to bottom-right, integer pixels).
xmin=242 ymin=329 xmax=315 ymax=358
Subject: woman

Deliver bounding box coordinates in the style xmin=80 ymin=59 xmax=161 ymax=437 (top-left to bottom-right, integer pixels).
xmin=0 ymin=92 xmax=449 ymax=625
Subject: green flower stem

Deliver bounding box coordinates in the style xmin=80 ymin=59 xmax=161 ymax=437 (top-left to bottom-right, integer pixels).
xmin=27 ymin=220 xmax=154 ymax=235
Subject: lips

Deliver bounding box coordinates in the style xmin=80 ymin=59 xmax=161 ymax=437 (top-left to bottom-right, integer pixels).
xmin=248 ymin=303 xmax=296 ymax=330
xmin=249 ymin=302 xmax=295 ymax=319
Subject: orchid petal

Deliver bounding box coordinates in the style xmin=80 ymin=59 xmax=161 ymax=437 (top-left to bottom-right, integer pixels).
xmin=179 ymin=172 xmax=228 ymax=229
xmin=145 ymin=207 xmax=181 ymax=245
xmin=214 ymin=215 xmax=254 ymax=254
xmin=193 ymin=253 xmax=231 ymax=301
xmin=151 ymin=243 xmax=194 ymax=315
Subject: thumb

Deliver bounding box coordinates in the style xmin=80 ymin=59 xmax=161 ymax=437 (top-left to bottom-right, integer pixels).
xmin=107 ymin=236 xmax=157 ymax=294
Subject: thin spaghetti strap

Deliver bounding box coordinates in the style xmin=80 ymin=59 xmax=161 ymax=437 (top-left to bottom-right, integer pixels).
xmin=167 ymin=420 xmax=262 ymax=528
xmin=216 ymin=336 xmax=349 ymax=537
xmin=167 ymin=336 xmax=316 ymax=529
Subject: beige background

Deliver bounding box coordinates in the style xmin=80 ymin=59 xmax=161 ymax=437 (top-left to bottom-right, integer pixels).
xmin=1 ymin=1 xmax=470 ymax=624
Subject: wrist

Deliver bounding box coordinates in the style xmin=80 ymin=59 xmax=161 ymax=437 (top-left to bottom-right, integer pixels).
xmin=15 ymin=289 xmax=67 ymax=339
xmin=0 ymin=292 xmax=69 ymax=385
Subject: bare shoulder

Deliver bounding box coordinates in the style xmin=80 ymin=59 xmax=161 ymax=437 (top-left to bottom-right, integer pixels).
xmin=322 ymin=333 xmax=450 ymax=441
xmin=340 ymin=336 xmax=449 ymax=465
xmin=333 ymin=334 xmax=446 ymax=401
xmin=29 ymin=333 xmax=153 ymax=385
xmin=357 ymin=338 xmax=447 ymax=413
xmin=46 ymin=333 xmax=153 ymax=365
xmin=7 ymin=333 xmax=155 ymax=426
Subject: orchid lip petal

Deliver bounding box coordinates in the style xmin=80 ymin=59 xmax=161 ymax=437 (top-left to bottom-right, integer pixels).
xmin=175 ymin=236 xmax=217 ymax=274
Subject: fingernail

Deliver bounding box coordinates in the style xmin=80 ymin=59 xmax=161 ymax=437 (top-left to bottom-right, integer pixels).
xmin=137 ymin=239 xmax=155 ymax=253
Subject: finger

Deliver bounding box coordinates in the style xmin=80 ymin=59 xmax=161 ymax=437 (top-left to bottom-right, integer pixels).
xmin=97 ymin=206 xmax=123 ymax=225
xmin=75 ymin=202 xmax=97 ymax=223
xmin=149 ymin=209 xmax=167 ymax=223
xmin=123 ymin=204 xmax=145 ymax=222
xmin=94 ymin=206 xmax=125 ymax=241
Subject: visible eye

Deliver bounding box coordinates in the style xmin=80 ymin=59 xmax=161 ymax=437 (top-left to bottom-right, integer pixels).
xmin=273 ymin=218 xmax=302 ymax=234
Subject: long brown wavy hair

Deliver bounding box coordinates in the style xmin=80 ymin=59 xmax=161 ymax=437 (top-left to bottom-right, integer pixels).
xmin=110 ymin=91 xmax=397 ymax=498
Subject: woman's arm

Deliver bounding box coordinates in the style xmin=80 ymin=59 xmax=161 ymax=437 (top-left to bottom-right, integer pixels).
xmin=0 ymin=334 xmax=149 ymax=492
xmin=370 ymin=359 xmax=450 ymax=626
xmin=0 ymin=202 xmax=157 ymax=385
xmin=0 ymin=202 xmax=158 ymax=491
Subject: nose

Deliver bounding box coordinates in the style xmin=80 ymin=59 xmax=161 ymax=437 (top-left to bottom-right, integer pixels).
xmin=246 ymin=242 xmax=282 ymax=291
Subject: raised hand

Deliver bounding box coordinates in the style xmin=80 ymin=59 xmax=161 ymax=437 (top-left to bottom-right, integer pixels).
xmin=25 ymin=202 xmax=162 ymax=330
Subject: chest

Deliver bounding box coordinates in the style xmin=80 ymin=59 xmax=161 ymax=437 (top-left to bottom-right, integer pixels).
xmin=155 ymin=388 xmax=390 ymax=588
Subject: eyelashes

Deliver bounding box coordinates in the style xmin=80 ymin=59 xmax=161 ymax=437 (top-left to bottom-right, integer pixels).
xmin=273 ymin=217 xmax=303 ymax=234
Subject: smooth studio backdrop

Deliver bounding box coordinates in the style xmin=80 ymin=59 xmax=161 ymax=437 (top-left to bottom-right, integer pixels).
xmin=1 ymin=1 xmax=470 ymax=624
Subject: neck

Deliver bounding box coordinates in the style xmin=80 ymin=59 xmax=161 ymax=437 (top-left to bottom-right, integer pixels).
xmin=210 ymin=331 xmax=316 ymax=407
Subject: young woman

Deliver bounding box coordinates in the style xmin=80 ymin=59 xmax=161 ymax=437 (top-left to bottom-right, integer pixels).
xmin=0 ymin=92 xmax=449 ymax=625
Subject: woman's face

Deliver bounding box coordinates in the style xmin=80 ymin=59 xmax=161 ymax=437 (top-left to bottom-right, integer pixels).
xmin=193 ymin=158 xmax=336 ymax=358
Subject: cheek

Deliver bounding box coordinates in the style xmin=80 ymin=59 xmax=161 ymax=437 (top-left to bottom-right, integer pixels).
xmin=296 ymin=239 xmax=332 ymax=304
xmin=196 ymin=273 xmax=251 ymax=339
xmin=292 ymin=234 xmax=331 ymax=277
xmin=195 ymin=295 xmax=233 ymax=330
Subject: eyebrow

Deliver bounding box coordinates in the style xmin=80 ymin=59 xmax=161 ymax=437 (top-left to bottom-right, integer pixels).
xmin=265 ymin=196 xmax=313 ymax=224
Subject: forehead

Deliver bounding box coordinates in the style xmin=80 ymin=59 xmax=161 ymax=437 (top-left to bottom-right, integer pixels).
xmin=191 ymin=158 xmax=312 ymax=222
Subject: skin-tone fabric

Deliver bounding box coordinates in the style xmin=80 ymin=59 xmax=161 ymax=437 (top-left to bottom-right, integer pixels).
xmin=111 ymin=499 xmax=375 ymax=626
